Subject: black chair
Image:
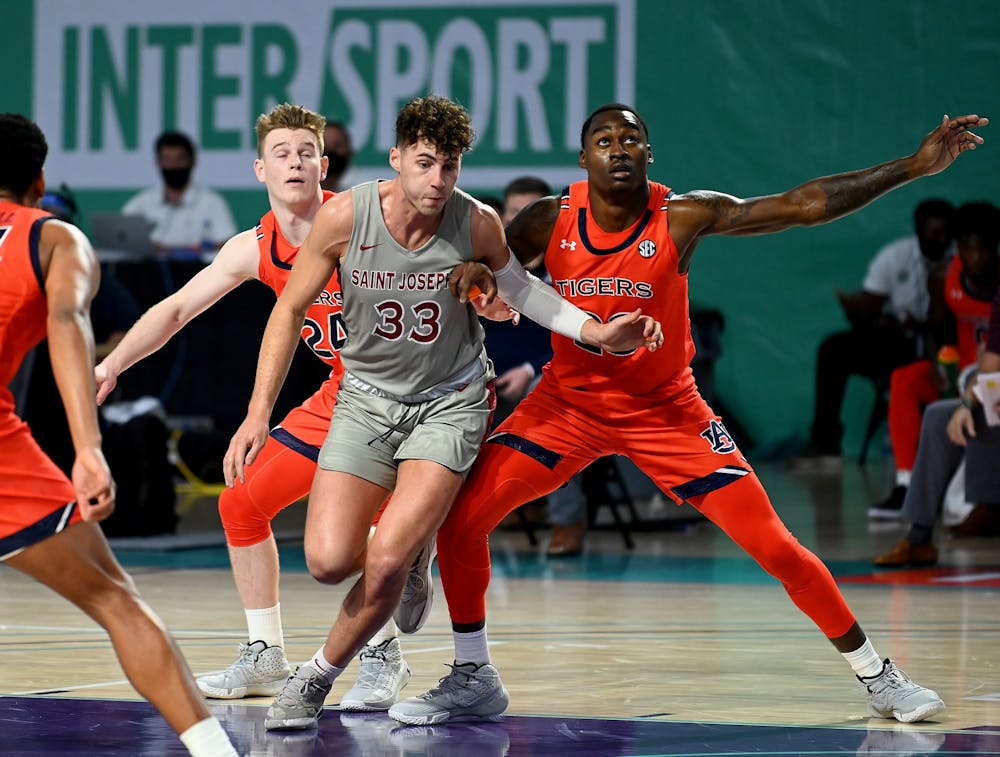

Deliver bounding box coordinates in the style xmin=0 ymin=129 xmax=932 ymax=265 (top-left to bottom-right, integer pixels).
xmin=581 ymin=457 xmax=639 ymax=549
xmin=859 ymin=376 xmax=889 ymax=465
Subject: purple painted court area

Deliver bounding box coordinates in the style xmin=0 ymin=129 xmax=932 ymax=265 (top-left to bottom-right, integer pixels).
xmin=1 ymin=697 xmax=996 ymax=755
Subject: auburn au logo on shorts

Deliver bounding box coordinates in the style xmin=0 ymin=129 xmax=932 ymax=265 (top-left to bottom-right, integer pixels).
xmin=700 ymin=419 xmax=736 ymax=454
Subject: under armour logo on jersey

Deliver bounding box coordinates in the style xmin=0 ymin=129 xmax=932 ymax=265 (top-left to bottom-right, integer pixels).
xmin=560 ymin=239 xmax=577 ymax=251
xmin=700 ymin=419 xmax=736 ymax=454
xmin=637 ymin=239 xmax=657 ymax=258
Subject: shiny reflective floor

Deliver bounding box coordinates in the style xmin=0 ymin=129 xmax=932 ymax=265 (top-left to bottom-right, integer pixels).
xmin=2 ymin=459 xmax=1000 ymax=755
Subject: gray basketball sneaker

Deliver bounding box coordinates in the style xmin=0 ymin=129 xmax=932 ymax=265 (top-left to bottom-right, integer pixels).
xmin=858 ymin=659 xmax=945 ymax=723
xmin=388 ymin=662 xmax=509 ymax=725
xmin=197 ymin=640 xmax=290 ymax=699
xmin=394 ymin=538 xmax=437 ymax=634
xmin=264 ymin=664 xmax=333 ymax=730
xmin=339 ymin=638 xmax=411 ymax=711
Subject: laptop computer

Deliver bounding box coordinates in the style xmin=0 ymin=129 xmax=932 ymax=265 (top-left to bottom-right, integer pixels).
xmin=89 ymin=212 xmax=156 ymax=257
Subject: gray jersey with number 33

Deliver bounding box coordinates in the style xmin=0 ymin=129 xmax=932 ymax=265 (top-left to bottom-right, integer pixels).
xmin=338 ymin=180 xmax=486 ymax=397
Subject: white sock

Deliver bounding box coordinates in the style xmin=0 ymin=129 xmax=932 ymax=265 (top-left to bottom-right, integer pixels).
xmin=842 ymin=639 xmax=885 ymax=678
xmin=895 ymin=469 xmax=912 ymax=488
xmin=309 ymin=647 xmax=345 ymax=685
xmin=454 ymin=627 xmax=490 ymax=665
xmin=245 ymin=604 xmax=283 ymax=649
xmin=367 ymin=618 xmax=398 ymax=647
xmin=178 ymin=717 xmax=238 ymax=757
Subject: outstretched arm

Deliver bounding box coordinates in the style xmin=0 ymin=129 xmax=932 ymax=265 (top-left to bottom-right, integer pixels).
xmin=42 ymin=220 xmax=115 ymax=522
xmin=223 ymin=194 xmax=350 ymax=485
xmin=669 ymin=114 xmax=988 ymax=261
xmin=95 ymin=230 xmax=260 ymax=403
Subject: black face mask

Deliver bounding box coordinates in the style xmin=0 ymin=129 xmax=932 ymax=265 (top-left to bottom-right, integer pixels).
xmin=161 ymin=166 xmax=192 ymax=190
xmin=324 ymin=152 xmax=350 ymax=177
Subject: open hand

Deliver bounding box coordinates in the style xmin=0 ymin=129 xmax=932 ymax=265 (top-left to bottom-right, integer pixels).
xmin=496 ymin=364 xmax=534 ymax=400
xmin=582 ymin=309 xmax=663 ymax=353
xmin=223 ymin=415 xmax=270 ymax=487
xmin=472 ymin=292 xmax=520 ymax=323
xmin=915 ymin=114 xmax=988 ymax=177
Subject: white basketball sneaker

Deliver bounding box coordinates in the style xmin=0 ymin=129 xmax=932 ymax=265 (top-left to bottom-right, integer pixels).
xmin=197 ymin=640 xmax=290 ymax=699
xmin=858 ymin=659 xmax=945 ymax=723
xmin=339 ymin=638 xmax=411 ymax=711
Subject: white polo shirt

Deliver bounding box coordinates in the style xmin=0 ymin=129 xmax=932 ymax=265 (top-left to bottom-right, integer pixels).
xmin=122 ymin=183 xmax=237 ymax=250
xmin=862 ymin=235 xmax=952 ymax=322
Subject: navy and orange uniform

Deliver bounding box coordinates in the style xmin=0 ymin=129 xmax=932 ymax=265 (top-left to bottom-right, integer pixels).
xmin=482 ymin=180 xmax=743 ymax=500
xmin=436 ymin=181 xmax=855 ymax=639
xmin=219 ymin=192 xmax=350 ymax=547
xmin=0 ymin=201 xmax=81 ymax=560
xmin=544 ymin=181 xmax=695 ymax=398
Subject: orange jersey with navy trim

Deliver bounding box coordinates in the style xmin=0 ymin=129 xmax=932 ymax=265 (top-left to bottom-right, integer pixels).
xmin=944 ymin=254 xmax=994 ymax=367
xmin=0 ymin=201 xmax=53 ymax=417
xmin=256 ymin=191 xmax=346 ymax=376
xmin=543 ymin=180 xmax=695 ymax=398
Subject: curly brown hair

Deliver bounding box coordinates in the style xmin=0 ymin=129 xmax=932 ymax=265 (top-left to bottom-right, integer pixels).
xmin=395 ymin=95 xmax=475 ymax=156
xmin=255 ymin=103 xmax=326 ymax=157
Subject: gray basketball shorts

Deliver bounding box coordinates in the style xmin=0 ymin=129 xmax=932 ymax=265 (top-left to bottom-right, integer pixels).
xmin=317 ymin=372 xmax=496 ymax=490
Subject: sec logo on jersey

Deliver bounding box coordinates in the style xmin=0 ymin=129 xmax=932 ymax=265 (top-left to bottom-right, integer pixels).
xmin=638 ymin=239 xmax=656 ymax=258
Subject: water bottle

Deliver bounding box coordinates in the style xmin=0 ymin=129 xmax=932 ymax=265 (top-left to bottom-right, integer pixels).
xmin=936 ymin=344 xmax=960 ymax=397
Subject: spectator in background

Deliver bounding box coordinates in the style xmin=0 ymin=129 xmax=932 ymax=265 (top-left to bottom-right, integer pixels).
xmin=502 ymin=175 xmax=551 ymax=225
xmin=874 ymin=281 xmax=1000 ymax=567
xmin=869 ymin=202 xmax=999 ymax=519
xmin=41 ymin=184 xmax=142 ymax=358
xmin=795 ymin=199 xmax=955 ymax=470
xmin=488 ymin=176 xmax=589 ymax=557
xmin=123 ymin=130 xmax=237 ymax=254
xmin=22 ymin=184 xmax=142 ymax=475
xmin=321 ymin=119 xmax=354 ymax=192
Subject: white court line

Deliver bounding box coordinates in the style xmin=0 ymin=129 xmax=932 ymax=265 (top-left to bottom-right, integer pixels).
xmin=7 ymin=678 xmax=132 ymax=696
xmin=964 ymin=692 xmax=1000 ymax=701
xmin=333 ymin=641 xmax=508 ymax=657
xmin=0 ymin=624 xmax=254 ymax=638
xmin=932 ymin=572 xmax=1000 ymax=584
xmin=0 ymin=624 xmax=107 ymax=633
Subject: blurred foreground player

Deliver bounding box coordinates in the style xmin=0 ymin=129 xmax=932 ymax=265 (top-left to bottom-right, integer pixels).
xmin=0 ymin=113 xmax=235 ymax=756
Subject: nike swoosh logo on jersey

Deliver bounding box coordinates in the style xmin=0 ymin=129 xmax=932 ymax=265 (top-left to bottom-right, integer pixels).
xmin=360 ymin=243 xmax=380 ymax=250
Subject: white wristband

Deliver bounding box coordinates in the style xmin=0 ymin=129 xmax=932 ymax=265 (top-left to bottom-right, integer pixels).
xmin=493 ymin=253 xmax=590 ymax=341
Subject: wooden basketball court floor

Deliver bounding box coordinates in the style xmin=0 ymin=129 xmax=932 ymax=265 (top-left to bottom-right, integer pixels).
xmin=2 ymin=460 xmax=999 ymax=755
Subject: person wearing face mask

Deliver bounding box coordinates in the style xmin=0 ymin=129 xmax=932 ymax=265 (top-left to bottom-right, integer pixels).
xmin=320 ymin=119 xmax=355 ymax=192
xmin=122 ymin=130 xmax=237 ymax=255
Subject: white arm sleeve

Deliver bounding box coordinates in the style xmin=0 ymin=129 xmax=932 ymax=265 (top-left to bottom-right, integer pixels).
xmin=494 ymin=252 xmax=591 ymax=341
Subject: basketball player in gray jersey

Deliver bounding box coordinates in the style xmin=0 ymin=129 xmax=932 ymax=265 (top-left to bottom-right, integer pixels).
xmin=224 ymin=95 xmax=663 ymax=730
xmin=338 ymin=178 xmax=486 ymax=404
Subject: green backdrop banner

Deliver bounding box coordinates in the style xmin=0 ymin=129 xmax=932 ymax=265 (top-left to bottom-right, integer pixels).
xmin=3 ymin=0 xmax=998 ymax=453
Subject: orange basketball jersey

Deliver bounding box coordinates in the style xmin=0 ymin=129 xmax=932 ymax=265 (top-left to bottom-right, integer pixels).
xmin=255 ymin=190 xmax=346 ymax=377
xmin=0 ymin=201 xmax=53 ymax=418
xmin=944 ymin=254 xmax=994 ymax=368
xmin=542 ymin=180 xmax=695 ymax=398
